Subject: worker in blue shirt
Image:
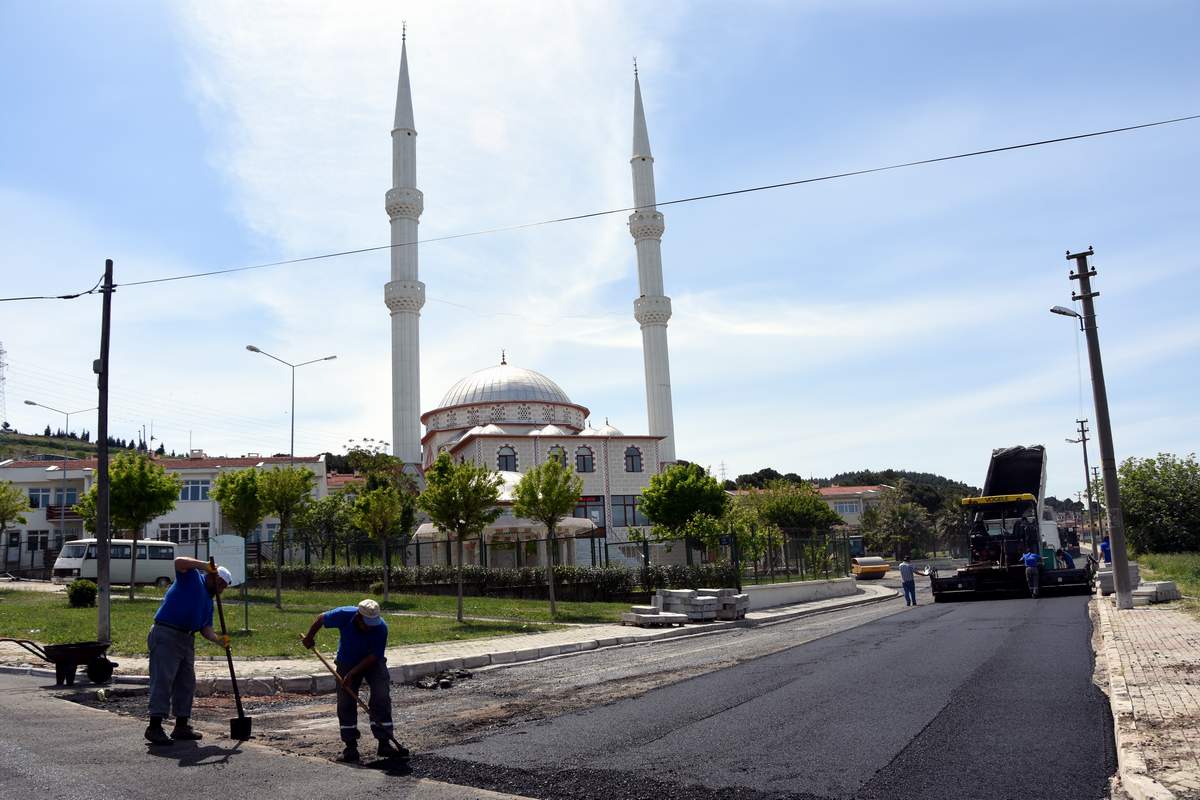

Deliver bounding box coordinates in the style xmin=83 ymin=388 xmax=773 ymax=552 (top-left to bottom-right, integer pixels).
xmin=303 ymin=599 xmax=403 ymax=763
xmin=145 ymin=556 xmax=233 ymax=745
xmin=1020 ymin=546 xmax=1042 ymax=598
xmin=1100 ymin=536 xmax=1112 ymax=565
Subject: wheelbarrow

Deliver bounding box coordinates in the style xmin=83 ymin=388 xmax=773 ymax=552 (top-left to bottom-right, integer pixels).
xmin=0 ymin=638 xmax=117 ymax=686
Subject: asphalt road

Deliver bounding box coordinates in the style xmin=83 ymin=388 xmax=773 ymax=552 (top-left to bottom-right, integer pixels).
xmin=0 ymin=671 xmax=529 ymax=800
xmin=417 ymin=593 xmax=1116 ymax=800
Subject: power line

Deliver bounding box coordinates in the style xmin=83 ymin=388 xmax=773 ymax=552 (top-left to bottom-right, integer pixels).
xmin=1 ymin=111 xmax=1197 ymax=304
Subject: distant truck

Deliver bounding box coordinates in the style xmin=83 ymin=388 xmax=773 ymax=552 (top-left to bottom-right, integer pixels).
xmin=931 ymin=446 xmax=1095 ymax=601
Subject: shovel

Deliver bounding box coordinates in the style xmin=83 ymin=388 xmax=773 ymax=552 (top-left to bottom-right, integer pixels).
xmin=305 ymin=638 xmax=409 ymax=761
xmin=210 ymin=558 xmax=252 ymax=740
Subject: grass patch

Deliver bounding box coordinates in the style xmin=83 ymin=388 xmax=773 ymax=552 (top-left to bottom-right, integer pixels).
xmin=0 ymin=587 xmax=583 ymax=658
xmin=1139 ymin=552 xmax=1200 ymax=617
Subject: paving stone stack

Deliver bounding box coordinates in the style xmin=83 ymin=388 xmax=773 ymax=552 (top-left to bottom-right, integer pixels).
xmin=696 ymin=588 xmax=750 ymax=620
xmin=1098 ymin=562 xmax=1141 ymax=596
xmin=620 ymin=603 xmax=689 ymax=627
xmin=1133 ymin=581 xmax=1182 ymax=604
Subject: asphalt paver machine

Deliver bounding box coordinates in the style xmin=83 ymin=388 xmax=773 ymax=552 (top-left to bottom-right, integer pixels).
xmin=931 ymin=445 xmax=1096 ymax=600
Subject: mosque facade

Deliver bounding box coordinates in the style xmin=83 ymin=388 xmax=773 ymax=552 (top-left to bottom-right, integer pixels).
xmin=388 ymin=37 xmax=679 ymax=566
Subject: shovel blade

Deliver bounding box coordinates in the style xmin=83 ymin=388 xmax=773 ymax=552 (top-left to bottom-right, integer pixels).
xmin=230 ymin=716 xmax=253 ymax=740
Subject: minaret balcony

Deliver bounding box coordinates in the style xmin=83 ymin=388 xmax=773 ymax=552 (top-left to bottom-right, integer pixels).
xmin=634 ymin=295 xmax=672 ymax=327
xmin=385 ymin=187 xmax=424 ymax=221
xmin=628 ymin=210 xmax=665 ymax=241
xmin=385 ymin=279 xmax=426 ymax=314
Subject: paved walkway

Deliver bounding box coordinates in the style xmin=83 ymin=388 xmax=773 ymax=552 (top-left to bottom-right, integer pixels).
xmin=0 ymin=584 xmax=896 ymax=693
xmin=1096 ymin=596 xmax=1200 ymax=800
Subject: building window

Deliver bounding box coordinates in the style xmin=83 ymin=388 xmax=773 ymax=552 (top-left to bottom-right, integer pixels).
xmin=574 ymin=496 xmax=606 ymax=529
xmin=547 ymin=446 xmax=565 ymax=465
xmin=833 ymin=501 xmax=860 ymax=514
xmin=497 ymin=446 xmax=517 ymax=472
xmin=7 ymin=531 xmax=19 ymax=548
xmin=575 ymin=446 xmax=595 ymax=473
xmin=446 ymin=410 xmax=458 ymax=427
xmin=28 ymin=488 xmax=50 ymax=508
xmin=158 ymin=522 xmax=210 ymax=543
xmin=26 ymin=530 xmax=49 ymax=551
xmin=624 ymin=446 xmax=643 ymax=473
xmin=249 ymin=521 xmax=279 ymax=544
xmin=467 ymin=407 xmax=480 ymax=425
xmin=611 ymin=495 xmax=650 ymax=528
xmin=517 ymin=404 xmax=532 ymax=421
xmin=490 ymin=405 xmax=505 ymax=422
xmin=54 ymin=487 xmax=79 ymax=507
xmin=542 ymin=406 xmax=555 ymax=422
xmin=179 ymin=480 xmax=210 ymax=502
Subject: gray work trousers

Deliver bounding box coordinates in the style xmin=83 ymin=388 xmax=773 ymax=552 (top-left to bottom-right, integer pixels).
xmin=147 ymin=625 xmax=196 ymax=719
xmin=1026 ymin=567 xmax=1040 ymax=598
xmin=336 ymin=659 xmax=393 ymax=744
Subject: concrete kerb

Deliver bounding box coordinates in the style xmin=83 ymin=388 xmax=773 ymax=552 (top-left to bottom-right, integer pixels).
xmin=0 ymin=584 xmax=898 ymax=694
xmin=1093 ymin=597 xmax=1177 ymax=800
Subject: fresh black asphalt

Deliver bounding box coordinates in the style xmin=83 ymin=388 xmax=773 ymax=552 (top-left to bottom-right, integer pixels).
xmin=417 ymin=594 xmax=1116 ymax=800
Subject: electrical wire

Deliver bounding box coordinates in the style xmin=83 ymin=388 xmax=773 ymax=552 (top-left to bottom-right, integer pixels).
xmin=1 ymin=112 xmax=1196 ymax=303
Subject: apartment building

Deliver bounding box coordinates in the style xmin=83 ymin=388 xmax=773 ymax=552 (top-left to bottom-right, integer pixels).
xmin=0 ymin=451 xmax=327 ymax=575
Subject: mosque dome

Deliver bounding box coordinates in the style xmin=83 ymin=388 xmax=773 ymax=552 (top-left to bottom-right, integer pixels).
xmin=437 ymin=363 xmax=573 ymax=408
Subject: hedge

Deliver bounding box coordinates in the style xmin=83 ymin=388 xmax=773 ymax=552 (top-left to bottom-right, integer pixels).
xmin=248 ymin=562 xmax=741 ymax=598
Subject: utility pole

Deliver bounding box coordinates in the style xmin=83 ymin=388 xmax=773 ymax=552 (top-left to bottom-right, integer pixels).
xmin=1067 ymin=247 xmax=1132 ymax=610
xmin=1091 ymin=466 xmax=1106 ymax=540
xmin=94 ymin=260 xmax=114 ymax=642
xmin=1067 ymin=419 xmax=1099 ymax=559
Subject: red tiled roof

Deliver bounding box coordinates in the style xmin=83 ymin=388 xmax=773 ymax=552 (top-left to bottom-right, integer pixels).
xmin=327 ymin=473 xmax=365 ymax=488
xmin=818 ymin=485 xmax=890 ymax=496
xmin=0 ymin=455 xmax=324 ymax=471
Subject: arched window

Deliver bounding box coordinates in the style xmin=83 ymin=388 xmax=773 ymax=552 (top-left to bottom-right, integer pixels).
xmin=548 ymin=445 xmax=566 ymax=465
xmin=624 ymin=446 xmax=643 ymax=473
xmin=497 ymin=446 xmax=517 ymax=472
xmin=575 ymin=446 xmax=595 ymax=473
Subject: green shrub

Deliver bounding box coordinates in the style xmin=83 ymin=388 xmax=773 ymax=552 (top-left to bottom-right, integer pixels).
xmin=66 ymin=578 xmax=98 ymax=608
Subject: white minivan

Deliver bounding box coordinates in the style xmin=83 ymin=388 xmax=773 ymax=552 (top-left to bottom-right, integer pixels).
xmin=53 ymin=538 xmax=179 ymax=588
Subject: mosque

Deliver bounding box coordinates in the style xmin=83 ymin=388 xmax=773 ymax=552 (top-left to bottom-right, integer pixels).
xmin=385 ymin=35 xmax=679 ymax=567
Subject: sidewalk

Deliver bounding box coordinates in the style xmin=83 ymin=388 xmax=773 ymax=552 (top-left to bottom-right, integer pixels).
xmin=0 ymin=583 xmax=896 ymax=693
xmin=1095 ymin=596 xmax=1200 ymax=800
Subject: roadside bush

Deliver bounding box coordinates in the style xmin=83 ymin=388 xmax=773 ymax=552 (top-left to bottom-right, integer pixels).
xmin=257 ymin=561 xmax=717 ymax=597
xmin=66 ymin=578 xmax=97 ymax=608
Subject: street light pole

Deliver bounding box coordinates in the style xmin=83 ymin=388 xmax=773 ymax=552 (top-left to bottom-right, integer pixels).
xmin=1065 ymin=419 xmax=1099 ymax=559
xmin=24 ymin=400 xmax=97 ymax=561
xmin=1065 ymin=247 xmax=1133 ymax=610
xmin=245 ymin=346 xmax=336 ymax=466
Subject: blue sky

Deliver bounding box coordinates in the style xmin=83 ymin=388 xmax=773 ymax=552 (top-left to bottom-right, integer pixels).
xmin=1 ymin=1 xmax=1197 ymax=499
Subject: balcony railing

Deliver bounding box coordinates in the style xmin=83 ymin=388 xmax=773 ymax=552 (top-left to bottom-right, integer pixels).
xmin=44 ymin=505 xmax=82 ymax=522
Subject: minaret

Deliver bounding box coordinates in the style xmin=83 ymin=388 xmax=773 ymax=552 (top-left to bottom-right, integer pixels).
xmin=629 ymin=65 xmax=676 ymax=465
xmin=385 ymin=27 xmax=425 ymax=467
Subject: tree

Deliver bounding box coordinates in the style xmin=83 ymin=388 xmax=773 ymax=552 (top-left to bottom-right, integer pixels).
xmin=76 ymin=452 xmax=180 ymax=599
xmin=212 ymin=468 xmax=267 ymax=629
xmin=417 ymin=453 xmax=502 ymax=622
xmin=258 ymin=466 xmax=315 ymax=609
xmin=861 ymin=488 xmax=931 ymax=559
xmin=344 ymin=439 xmax=419 ymax=569
xmin=296 ymin=493 xmax=353 ymax=566
xmin=352 ymin=486 xmax=405 ymax=602
xmin=1117 ymin=452 xmax=1200 ymax=553
xmin=641 ymin=462 xmax=729 ymax=565
xmin=512 ymin=456 xmax=583 ymax=618
xmin=0 ymin=481 xmax=30 ymax=568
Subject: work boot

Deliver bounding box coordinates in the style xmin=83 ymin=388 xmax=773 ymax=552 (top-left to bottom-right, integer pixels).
xmin=144 ymin=720 xmax=172 ymax=746
xmin=171 ymin=718 xmax=203 ymax=740
xmin=337 ymin=744 xmax=360 ymax=763
xmin=378 ymin=739 xmax=409 ymax=760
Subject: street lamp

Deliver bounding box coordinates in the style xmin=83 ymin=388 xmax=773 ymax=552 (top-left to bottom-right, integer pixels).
xmin=244 ymin=346 xmax=337 ymax=466
xmin=23 ymin=400 xmax=98 ymax=557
